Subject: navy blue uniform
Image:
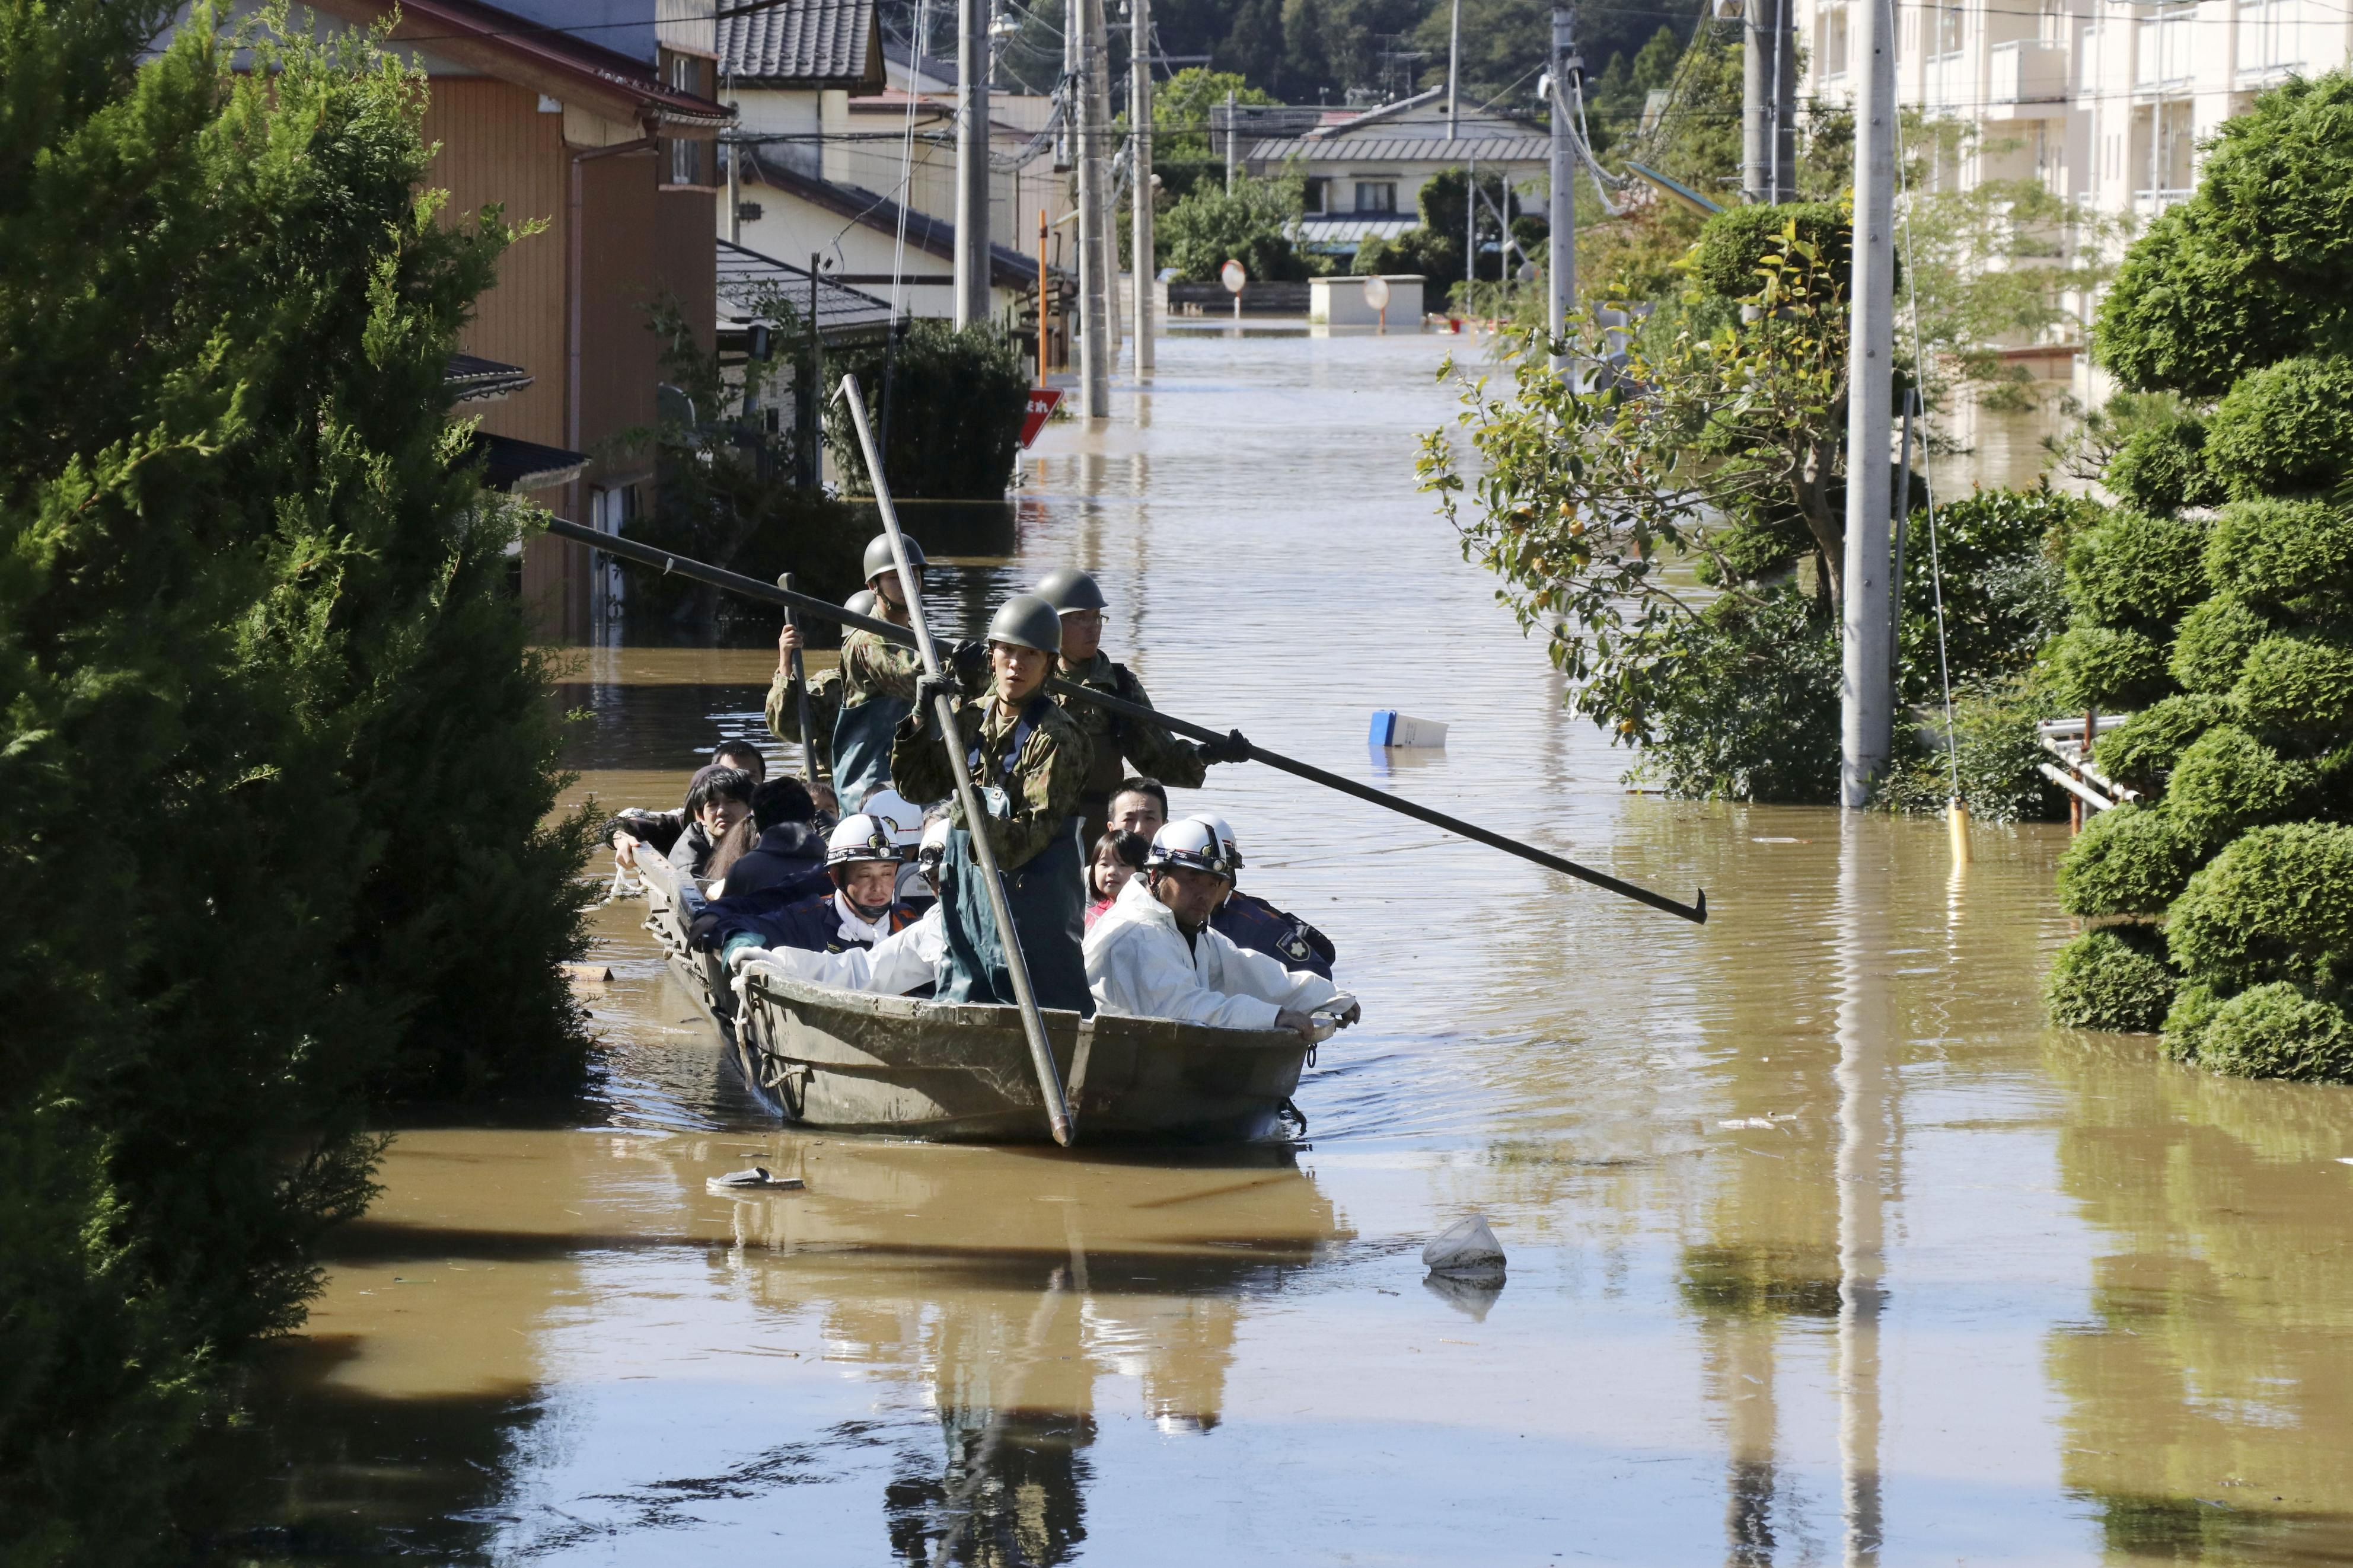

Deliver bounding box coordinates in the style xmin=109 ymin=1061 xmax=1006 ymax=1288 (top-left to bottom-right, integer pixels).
xmin=1210 ymin=890 xmax=1336 ymax=980
xmin=691 ymin=885 xmax=916 ymax=954
xmin=719 ymin=821 xmax=829 ymax=899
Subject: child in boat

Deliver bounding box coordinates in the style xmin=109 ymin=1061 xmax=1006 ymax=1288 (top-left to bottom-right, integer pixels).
xmin=1085 ymin=830 xmax=1149 ymax=929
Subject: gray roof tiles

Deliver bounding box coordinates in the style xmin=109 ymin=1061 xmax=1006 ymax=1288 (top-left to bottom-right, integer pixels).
xmin=720 ymin=0 xmax=878 ymax=87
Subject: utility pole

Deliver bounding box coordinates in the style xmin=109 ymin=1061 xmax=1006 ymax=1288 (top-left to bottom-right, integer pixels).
xmin=1547 ymin=4 xmax=1575 ymax=365
xmin=1841 ymin=0 xmax=1897 ymax=807
xmin=954 ymin=0 xmax=991 ymax=327
xmin=1131 ymin=0 xmax=1155 ymax=372
xmin=1742 ymin=0 xmax=1797 ymax=202
xmin=1076 ymin=0 xmax=1113 ymax=416
xmin=1446 ymin=0 xmax=1461 ymax=138
xmin=1223 ymin=88 xmax=1237 ymax=191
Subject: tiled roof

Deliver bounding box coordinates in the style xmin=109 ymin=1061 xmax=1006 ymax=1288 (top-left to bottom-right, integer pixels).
xmin=721 ymin=0 xmax=881 ymax=88
xmin=743 ymin=152 xmax=1063 ymax=290
xmin=444 ymin=353 xmax=534 ymax=403
xmin=717 ymin=239 xmax=895 ymax=340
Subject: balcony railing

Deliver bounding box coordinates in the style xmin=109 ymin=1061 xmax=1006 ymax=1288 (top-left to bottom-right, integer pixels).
xmin=1989 ymin=38 xmax=2068 ymax=111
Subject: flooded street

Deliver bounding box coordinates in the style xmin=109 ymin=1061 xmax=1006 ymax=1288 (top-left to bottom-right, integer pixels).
xmin=221 ymin=330 xmax=2353 ymax=1566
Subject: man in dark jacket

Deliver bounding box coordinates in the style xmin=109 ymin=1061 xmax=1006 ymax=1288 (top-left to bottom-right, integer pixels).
xmin=716 ymin=777 xmax=832 ymax=900
xmin=697 ymin=812 xmax=921 ymax=958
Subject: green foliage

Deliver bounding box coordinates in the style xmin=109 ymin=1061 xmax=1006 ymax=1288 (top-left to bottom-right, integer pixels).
xmin=2045 ymin=927 xmax=2179 ymax=1033
xmin=1619 ymin=587 xmax=1843 ymax=803
xmin=2204 ymin=495 xmax=2353 ymax=608
xmin=2044 ymin=624 xmax=2172 ymax=711
xmin=1688 ymin=203 xmax=1854 ymax=301
xmin=1898 ymin=486 xmax=2089 ymax=706
xmin=2056 ymin=803 xmax=2207 ymax=918
xmin=1878 ymin=674 xmax=2064 ymax=823
xmin=1354 ymin=226 xmax=1461 ymax=286
xmin=2204 ymin=356 xmax=2353 ymax=497
xmin=0 ymin=3 xmax=592 ymax=1550
xmin=1150 ymin=67 xmax=1278 ymax=160
xmin=2094 ymin=693 xmax=2233 ymax=789
xmin=2196 ymin=983 xmax=2353 ymax=1080
xmin=2233 ymin=633 xmax=2353 ymax=737
xmin=2164 ymin=725 xmax=2315 ymax=845
xmin=2168 ymin=595 xmax=2268 ymax=694
xmin=825 ymin=320 xmax=1029 ymax=499
xmin=2063 ymin=509 xmax=2211 ymax=630
xmin=2103 ymin=415 xmax=2228 ymax=513
xmin=2167 ymin=822 xmax=2353 ymax=992
xmin=1159 ymin=172 xmax=1319 ymax=283
xmin=2096 ymin=73 xmax=2353 ymax=397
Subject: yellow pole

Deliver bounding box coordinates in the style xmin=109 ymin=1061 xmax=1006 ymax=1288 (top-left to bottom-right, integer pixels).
xmin=1947 ymin=797 xmax=1972 ymax=864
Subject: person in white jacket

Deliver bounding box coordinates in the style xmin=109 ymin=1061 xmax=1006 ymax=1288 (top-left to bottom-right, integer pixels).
xmin=1084 ymin=818 xmax=1360 ymax=1042
xmin=731 ymin=816 xmax=949 ymax=995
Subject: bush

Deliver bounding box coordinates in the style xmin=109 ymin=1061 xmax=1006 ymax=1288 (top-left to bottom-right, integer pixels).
xmin=2095 ymin=694 xmax=2232 ymax=789
xmin=2233 ymin=633 xmax=2353 ymax=736
xmin=1878 ymin=675 xmax=2063 ymax=822
xmin=1159 ymin=174 xmax=1318 ymax=283
xmin=2162 ymin=982 xmax=2226 ymax=1061
xmin=2168 ymin=595 xmax=2268 ymax=694
xmin=1688 ymin=202 xmax=1854 ymax=301
xmin=2064 ymin=509 xmax=2211 ymax=629
xmin=1623 ymin=586 xmax=1842 ymax=802
xmin=2045 ymin=623 xmax=2173 ymax=711
xmin=1355 ymin=227 xmax=1459 ymax=285
xmin=2164 ymin=725 xmax=2315 ymax=844
xmin=825 ymin=320 xmax=1028 ymax=500
xmin=2204 ymin=495 xmax=2353 ymax=606
xmin=1899 ymin=486 xmax=2090 ymax=702
xmin=2167 ymin=821 xmax=2353 ymax=991
xmin=2045 ymin=926 xmax=2179 ymax=1032
xmin=2104 ymin=416 xmax=2228 ymax=513
xmin=2055 ymin=802 xmax=2208 ymax=916
xmin=2196 ymin=982 xmax=2353 ymax=1080
xmin=2204 ymin=356 xmax=2353 ymax=497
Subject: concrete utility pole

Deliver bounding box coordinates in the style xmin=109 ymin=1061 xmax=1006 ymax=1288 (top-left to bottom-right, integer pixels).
xmin=1223 ymin=88 xmax=1238 ymax=191
xmin=1447 ymin=0 xmax=1462 ymax=138
xmin=1841 ymin=0 xmax=1897 ymax=807
xmin=1547 ymin=4 xmax=1576 ymax=363
xmin=954 ymin=0 xmax=991 ymax=327
xmin=1131 ymin=0 xmax=1155 ymax=372
xmin=1076 ymin=0 xmax=1113 ymax=416
xmin=1742 ymin=0 xmax=1798 ymax=202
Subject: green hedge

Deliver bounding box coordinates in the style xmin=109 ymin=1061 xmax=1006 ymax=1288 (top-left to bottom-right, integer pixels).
xmin=2045 ymin=926 xmax=2179 ymax=1033
xmin=2204 ymin=356 xmax=2353 ymax=496
xmin=2205 ymin=496 xmax=2353 ymax=606
xmin=1688 ymin=202 xmax=1855 ymax=301
xmin=2196 ymin=983 xmax=2353 ymax=1080
xmin=2055 ymin=803 xmax=2208 ymax=918
xmin=2164 ymin=725 xmax=2314 ymax=844
xmin=2167 ymin=822 xmax=2353 ymax=991
xmin=2167 ymin=596 xmax=2268 ymax=694
xmin=2095 ymin=693 xmax=2233 ymax=788
xmin=2234 ymin=633 xmax=2353 ymax=736
xmin=2104 ymin=416 xmax=2228 ymax=514
xmin=2045 ymin=623 xmax=2172 ymax=711
xmin=2064 ymin=509 xmax=2212 ymax=629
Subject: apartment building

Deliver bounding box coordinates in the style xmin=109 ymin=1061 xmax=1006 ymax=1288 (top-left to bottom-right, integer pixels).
xmin=1803 ymin=0 xmax=2351 ymax=396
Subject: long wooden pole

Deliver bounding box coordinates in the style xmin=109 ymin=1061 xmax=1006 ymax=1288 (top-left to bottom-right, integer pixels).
xmin=837 ymin=373 xmax=1076 ymax=1146
xmin=778 ymin=571 xmax=816 ymax=784
xmin=544 ymin=520 xmax=1708 ymax=925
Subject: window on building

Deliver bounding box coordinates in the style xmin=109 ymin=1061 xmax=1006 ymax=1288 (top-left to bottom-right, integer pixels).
xmin=659 ymin=49 xmax=713 ymax=189
xmin=1303 ymin=177 xmax=1329 ymax=214
xmin=1355 ymin=180 xmax=1398 ymax=213
xmin=1820 ymin=5 xmax=1850 ymax=75
xmin=1935 ymin=0 xmax=1965 ymax=56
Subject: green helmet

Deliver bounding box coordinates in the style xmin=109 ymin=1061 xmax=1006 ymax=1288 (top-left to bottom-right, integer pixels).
xmin=986 ymin=593 xmax=1063 ymax=655
xmin=1035 ymin=567 xmax=1108 ymax=614
xmin=863 ymin=533 xmax=926 ymax=586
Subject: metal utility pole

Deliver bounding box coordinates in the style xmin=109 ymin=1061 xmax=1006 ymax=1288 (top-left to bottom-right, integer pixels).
xmin=1223 ymin=88 xmax=1238 ymax=191
xmin=1841 ymin=0 xmax=1897 ymax=808
xmin=1547 ymin=4 xmax=1576 ymax=364
xmin=954 ymin=0 xmax=991 ymax=327
xmin=1076 ymin=0 xmax=1113 ymax=416
xmin=1743 ymin=0 xmax=1798 ymax=202
xmin=1447 ymin=0 xmax=1462 ymax=137
xmin=1131 ymin=0 xmax=1155 ymax=372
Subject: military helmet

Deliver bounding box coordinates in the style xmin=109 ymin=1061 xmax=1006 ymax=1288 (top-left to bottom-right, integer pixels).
xmin=1035 ymin=567 xmax=1108 ymax=614
xmin=986 ymin=593 xmax=1063 ymax=655
xmin=1146 ymin=817 xmax=1237 ymax=879
xmin=862 ymin=533 xmax=926 ymax=586
xmin=844 ymin=588 xmax=879 ymax=619
xmin=825 ymin=813 xmax=902 ymax=867
xmin=1193 ymin=812 xmax=1245 ymax=875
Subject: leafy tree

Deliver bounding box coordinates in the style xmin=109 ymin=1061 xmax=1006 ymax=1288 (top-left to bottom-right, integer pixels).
xmin=826 ymin=320 xmax=1031 ymax=499
xmin=0 ymin=0 xmax=593 ymax=1551
xmin=1152 ymin=66 xmax=1280 ymax=160
xmin=1158 ymin=170 xmax=1320 ymax=280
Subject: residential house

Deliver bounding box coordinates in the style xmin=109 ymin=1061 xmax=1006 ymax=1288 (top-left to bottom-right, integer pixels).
xmin=1801 ymin=0 xmax=2353 ymax=401
xmin=287 ymin=0 xmax=732 ymax=637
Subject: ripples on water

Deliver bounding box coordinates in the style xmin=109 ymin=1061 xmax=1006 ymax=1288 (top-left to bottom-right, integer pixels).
xmin=209 ymin=329 xmax=2353 ymax=1567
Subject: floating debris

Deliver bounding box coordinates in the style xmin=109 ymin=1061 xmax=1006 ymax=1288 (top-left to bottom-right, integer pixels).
xmin=707 ymin=1167 xmax=804 ymax=1195
xmin=1422 ymin=1213 xmax=1507 ymax=1279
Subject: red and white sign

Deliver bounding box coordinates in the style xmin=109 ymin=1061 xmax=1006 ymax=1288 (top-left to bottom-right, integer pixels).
xmin=1018 ymin=387 xmax=1063 ymax=448
xmin=1220 ymin=258 xmax=1248 ymax=294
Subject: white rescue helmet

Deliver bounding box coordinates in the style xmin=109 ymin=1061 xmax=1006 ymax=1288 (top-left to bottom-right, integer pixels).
xmin=826 ymin=813 xmax=901 ymax=867
xmin=1146 ymin=817 xmax=1237 ymax=880
xmin=1192 ymin=812 xmax=1244 ymax=875
xmin=859 ymin=787 xmax=926 ymax=847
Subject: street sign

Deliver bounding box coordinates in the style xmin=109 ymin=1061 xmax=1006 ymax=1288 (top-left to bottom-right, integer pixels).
xmin=1362 ymin=275 xmax=1391 ymax=309
xmin=1220 ymin=259 xmax=1246 ymax=294
xmin=1019 ymin=387 xmax=1063 ymax=448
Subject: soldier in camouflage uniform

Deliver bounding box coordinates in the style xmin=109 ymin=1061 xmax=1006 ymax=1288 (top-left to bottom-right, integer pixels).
xmin=813 ymin=539 xmax=932 ymax=810
xmin=1033 ymin=567 xmax=1247 ymax=838
xmin=891 ymin=593 xmax=1095 ymax=1014
xmin=768 ymin=590 xmax=872 ymax=794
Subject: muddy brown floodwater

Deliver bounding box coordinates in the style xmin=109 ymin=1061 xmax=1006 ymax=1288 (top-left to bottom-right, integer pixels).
xmin=213 ymin=328 xmax=2353 ymax=1566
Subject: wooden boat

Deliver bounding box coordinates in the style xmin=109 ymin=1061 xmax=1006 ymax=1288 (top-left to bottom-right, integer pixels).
xmin=635 ymin=849 xmax=1312 ymax=1144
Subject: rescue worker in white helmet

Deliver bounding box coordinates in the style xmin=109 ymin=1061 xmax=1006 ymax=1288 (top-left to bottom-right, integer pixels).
xmin=704 ymin=812 xmax=922 ymax=962
xmin=1194 ymin=811 xmax=1338 ymax=980
xmin=731 ymin=813 xmax=951 ymax=995
xmin=1034 ymin=566 xmax=1248 ymax=839
xmin=766 ymin=587 xmax=877 ymax=798
xmin=1083 ymin=817 xmax=1360 ymax=1042
xmin=776 ymin=536 xmax=942 ymax=812
xmin=891 ymin=593 xmax=1096 ymax=1014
